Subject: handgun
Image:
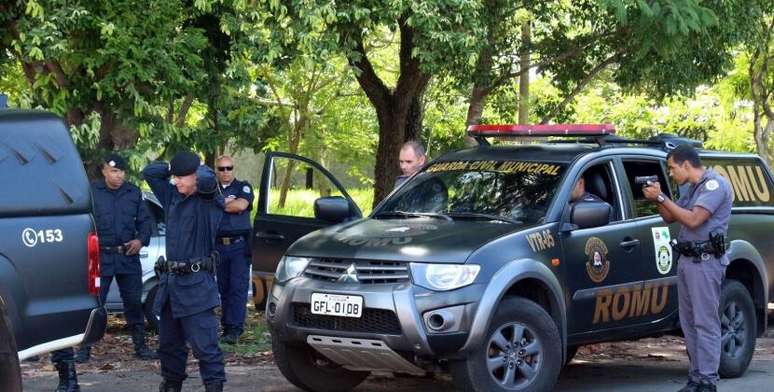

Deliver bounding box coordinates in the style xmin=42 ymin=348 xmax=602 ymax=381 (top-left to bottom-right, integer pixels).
xmin=634 ymin=175 xmax=659 ymax=186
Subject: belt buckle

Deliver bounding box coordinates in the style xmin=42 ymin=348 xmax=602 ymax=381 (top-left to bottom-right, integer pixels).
xmin=222 ymin=237 xmax=232 ymax=246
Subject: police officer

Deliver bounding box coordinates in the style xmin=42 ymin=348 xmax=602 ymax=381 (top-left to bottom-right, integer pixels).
xmin=643 ymin=144 xmax=732 ymax=392
xmin=213 ymin=155 xmax=254 ymax=344
xmin=76 ymin=153 xmax=157 ymax=363
xmin=143 ymin=151 xmax=226 ymax=392
xmin=570 ymin=177 xmax=605 ymax=204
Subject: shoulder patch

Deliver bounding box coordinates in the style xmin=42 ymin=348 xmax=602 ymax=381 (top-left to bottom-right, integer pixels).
xmin=243 ymin=185 xmax=251 ymax=194
xmin=705 ymin=179 xmax=719 ymax=191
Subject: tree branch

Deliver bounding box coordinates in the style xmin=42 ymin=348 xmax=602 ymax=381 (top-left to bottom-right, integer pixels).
xmin=175 ymin=93 xmax=194 ymax=128
xmin=541 ymin=53 xmax=620 ymax=124
xmin=345 ymin=28 xmax=391 ymax=113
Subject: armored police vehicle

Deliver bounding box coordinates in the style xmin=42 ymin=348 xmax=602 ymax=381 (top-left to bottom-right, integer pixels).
xmin=0 ymin=105 xmax=107 ymax=392
xmin=253 ymin=124 xmax=773 ymax=392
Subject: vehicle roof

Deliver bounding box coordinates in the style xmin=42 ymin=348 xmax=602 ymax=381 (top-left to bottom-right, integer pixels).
xmin=435 ymin=141 xmax=762 ymax=165
xmin=437 ymin=143 xmax=599 ymax=164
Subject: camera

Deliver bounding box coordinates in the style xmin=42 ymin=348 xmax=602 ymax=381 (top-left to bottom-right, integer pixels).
xmin=634 ymin=175 xmax=659 ymax=186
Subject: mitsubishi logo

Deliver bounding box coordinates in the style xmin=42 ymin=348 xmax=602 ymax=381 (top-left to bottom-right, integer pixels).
xmin=338 ymin=263 xmax=359 ymax=283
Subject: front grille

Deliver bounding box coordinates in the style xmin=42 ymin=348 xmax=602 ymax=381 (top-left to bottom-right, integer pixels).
xmin=291 ymin=303 xmax=402 ymax=335
xmin=304 ymin=258 xmax=410 ymax=284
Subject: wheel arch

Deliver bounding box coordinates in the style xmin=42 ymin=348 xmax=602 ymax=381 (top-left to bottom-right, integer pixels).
xmin=461 ymin=259 xmax=567 ymax=363
xmin=727 ymin=239 xmax=769 ymax=336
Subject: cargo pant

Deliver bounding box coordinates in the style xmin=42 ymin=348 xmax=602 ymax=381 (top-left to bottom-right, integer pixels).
xmin=677 ymin=255 xmax=726 ymax=385
xmin=215 ymin=239 xmax=251 ymax=336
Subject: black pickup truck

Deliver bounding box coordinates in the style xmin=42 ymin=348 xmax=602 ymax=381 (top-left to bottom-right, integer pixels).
xmin=0 ymin=106 xmax=106 ymax=391
xmin=251 ymin=124 xmax=773 ymax=392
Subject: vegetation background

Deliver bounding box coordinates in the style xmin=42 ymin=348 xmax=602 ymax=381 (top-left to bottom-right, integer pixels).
xmin=1 ymin=0 xmax=772 ymax=210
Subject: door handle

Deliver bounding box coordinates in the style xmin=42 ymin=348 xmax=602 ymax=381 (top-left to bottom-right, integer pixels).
xmin=256 ymin=232 xmax=286 ymax=241
xmin=619 ymin=238 xmax=640 ymax=248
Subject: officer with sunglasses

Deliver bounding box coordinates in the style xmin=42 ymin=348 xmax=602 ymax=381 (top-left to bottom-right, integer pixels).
xmin=214 ymin=155 xmax=254 ymax=344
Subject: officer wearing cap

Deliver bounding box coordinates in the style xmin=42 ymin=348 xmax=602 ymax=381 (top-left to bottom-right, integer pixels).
xmin=143 ymin=151 xmax=225 ymax=392
xmin=213 ymin=155 xmax=254 ymax=344
xmin=643 ymin=144 xmax=733 ymax=392
xmin=75 ymin=153 xmax=157 ymax=363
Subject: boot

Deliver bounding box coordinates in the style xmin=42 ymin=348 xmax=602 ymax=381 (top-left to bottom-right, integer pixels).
xmin=159 ymin=379 xmax=182 ymax=392
xmin=74 ymin=346 xmax=90 ymax=364
xmin=204 ymin=381 xmax=224 ymax=392
xmin=54 ymin=360 xmax=80 ymax=392
xmin=131 ymin=324 xmax=158 ymax=360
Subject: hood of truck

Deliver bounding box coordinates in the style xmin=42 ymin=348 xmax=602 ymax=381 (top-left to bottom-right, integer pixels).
xmin=286 ymin=217 xmax=532 ymax=263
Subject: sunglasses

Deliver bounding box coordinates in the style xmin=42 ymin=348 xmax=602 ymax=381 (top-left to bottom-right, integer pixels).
xmin=217 ymin=166 xmax=234 ymax=172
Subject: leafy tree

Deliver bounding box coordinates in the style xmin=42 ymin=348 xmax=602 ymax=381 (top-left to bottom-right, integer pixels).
xmin=268 ymin=0 xmax=482 ymax=205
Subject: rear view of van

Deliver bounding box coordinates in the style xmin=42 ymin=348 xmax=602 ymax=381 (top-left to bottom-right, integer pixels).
xmin=0 ymin=109 xmax=106 ymax=391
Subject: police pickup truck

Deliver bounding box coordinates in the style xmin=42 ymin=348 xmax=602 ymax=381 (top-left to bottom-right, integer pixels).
xmin=0 ymin=105 xmax=106 ymax=392
xmin=253 ymin=124 xmax=773 ymax=392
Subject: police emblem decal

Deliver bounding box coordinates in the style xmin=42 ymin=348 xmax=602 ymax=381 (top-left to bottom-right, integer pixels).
xmin=585 ymin=237 xmax=610 ymax=283
xmin=706 ymin=179 xmax=719 ymax=191
xmin=243 ymin=185 xmax=251 ymax=193
xmin=657 ymin=245 xmax=672 ymax=274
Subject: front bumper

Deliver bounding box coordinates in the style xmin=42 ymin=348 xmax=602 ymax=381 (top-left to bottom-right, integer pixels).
xmin=267 ymin=277 xmax=484 ymax=358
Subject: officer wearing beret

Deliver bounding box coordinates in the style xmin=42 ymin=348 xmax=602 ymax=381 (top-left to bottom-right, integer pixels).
xmin=213 ymin=155 xmax=254 ymax=344
xmin=644 ymin=144 xmax=733 ymax=392
xmin=143 ymin=151 xmax=226 ymax=392
xmin=76 ymin=153 xmax=157 ymax=363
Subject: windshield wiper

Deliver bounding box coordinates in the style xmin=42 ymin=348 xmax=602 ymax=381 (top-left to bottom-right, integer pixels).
xmin=446 ymin=212 xmax=522 ymax=225
xmin=373 ymin=210 xmax=453 ymax=221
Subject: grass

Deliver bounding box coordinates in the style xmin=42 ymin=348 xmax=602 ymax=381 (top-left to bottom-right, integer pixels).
xmin=219 ymin=305 xmax=272 ymax=355
xmin=265 ymin=187 xmax=374 ymax=218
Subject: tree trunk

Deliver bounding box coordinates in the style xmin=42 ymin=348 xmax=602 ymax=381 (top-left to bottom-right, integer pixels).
xmin=344 ymin=20 xmax=431 ymax=207
xmin=465 ymin=87 xmax=490 ymax=147
xmin=518 ymin=21 xmax=530 ymax=125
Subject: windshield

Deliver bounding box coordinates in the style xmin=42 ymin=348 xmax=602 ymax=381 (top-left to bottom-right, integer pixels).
xmin=377 ymin=160 xmax=566 ymax=225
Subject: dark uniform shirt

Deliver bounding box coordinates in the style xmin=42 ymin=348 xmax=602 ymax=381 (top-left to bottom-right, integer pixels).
xmin=142 ymin=162 xmax=224 ymax=318
xmin=217 ymin=179 xmax=254 ymax=236
xmin=91 ymin=180 xmax=153 ymax=275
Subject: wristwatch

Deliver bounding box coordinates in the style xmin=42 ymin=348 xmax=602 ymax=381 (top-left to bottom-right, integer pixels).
xmin=656 ymin=193 xmax=666 ymax=204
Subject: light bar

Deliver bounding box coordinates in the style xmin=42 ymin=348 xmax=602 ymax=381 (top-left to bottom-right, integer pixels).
xmin=467 ymin=124 xmax=616 ymax=137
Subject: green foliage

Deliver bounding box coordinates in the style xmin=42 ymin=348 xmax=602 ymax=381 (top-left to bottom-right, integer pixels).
xmin=268 ymin=187 xmax=374 ymax=217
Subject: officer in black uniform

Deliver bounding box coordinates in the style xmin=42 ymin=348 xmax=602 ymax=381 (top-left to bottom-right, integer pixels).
xmin=213 ymin=155 xmax=254 ymax=344
xmin=76 ymin=153 xmax=157 ymax=363
xmin=143 ymin=151 xmax=226 ymax=392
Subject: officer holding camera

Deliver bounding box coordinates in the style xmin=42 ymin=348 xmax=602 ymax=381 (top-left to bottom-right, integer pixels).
xmin=643 ymin=144 xmax=733 ymax=392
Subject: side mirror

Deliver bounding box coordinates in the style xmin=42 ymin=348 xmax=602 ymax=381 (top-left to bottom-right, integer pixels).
xmin=314 ymin=196 xmax=351 ymax=223
xmin=571 ymin=201 xmax=611 ymax=229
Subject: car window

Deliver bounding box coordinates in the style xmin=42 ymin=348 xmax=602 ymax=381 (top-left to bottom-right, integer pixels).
xmin=622 ymin=160 xmax=671 ymax=218
xmin=266 ymin=156 xmax=346 ymax=218
xmin=378 ymin=160 xmax=567 ymax=225
xmin=576 ymin=162 xmax=621 ymax=222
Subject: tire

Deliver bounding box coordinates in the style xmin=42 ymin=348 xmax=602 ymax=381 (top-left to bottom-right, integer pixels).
xmin=143 ymin=284 xmax=159 ymax=332
xmin=271 ymin=334 xmax=369 ymax=392
xmin=450 ymin=297 xmax=562 ymax=392
xmin=0 ymin=306 xmax=22 ymax=392
xmin=718 ymin=279 xmax=756 ymax=378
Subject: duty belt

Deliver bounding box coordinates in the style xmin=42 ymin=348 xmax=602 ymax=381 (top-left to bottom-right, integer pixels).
xmin=216 ymin=235 xmax=245 ymax=246
xmin=100 ymin=245 xmax=126 ymax=254
xmin=671 ymin=233 xmax=727 ymax=262
xmin=154 ymin=254 xmax=218 ymax=275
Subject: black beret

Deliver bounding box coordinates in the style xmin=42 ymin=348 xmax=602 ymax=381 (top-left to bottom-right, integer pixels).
xmin=170 ymin=150 xmax=200 ymax=176
xmin=104 ymin=153 xmax=127 ymax=171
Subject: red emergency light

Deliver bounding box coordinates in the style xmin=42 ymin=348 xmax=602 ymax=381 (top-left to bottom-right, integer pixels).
xmin=467 ymin=124 xmax=616 ymax=137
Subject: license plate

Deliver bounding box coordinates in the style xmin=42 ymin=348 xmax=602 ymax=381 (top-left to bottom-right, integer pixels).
xmin=310 ymin=293 xmax=363 ymax=318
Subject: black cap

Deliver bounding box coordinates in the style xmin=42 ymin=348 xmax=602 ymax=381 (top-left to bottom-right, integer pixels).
xmin=104 ymin=153 xmax=127 ymax=171
xmin=170 ymin=150 xmax=200 ymax=176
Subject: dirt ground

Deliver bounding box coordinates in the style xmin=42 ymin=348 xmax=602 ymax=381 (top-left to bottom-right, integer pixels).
xmin=21 ymin=312 xmax=774 ymax=391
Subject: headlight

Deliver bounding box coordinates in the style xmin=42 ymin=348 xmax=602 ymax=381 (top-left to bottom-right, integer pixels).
xmin=410 ymin=263 xmax=480 ymax=291
xmin=274 ymin=256 xmax=313 ymax=282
